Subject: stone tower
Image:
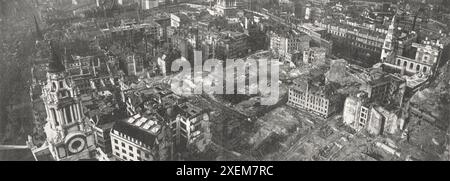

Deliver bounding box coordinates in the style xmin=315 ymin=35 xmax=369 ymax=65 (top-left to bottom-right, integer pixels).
xmin=41 ymin=41 xmax=96 ymax=161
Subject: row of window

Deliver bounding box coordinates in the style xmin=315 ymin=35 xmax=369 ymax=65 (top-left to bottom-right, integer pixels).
xmin=371 ymin=83 xmax=389 ymax=96
xmin=112 ymin=130 xmax=151 ymax=150
xmin=351 ymin=42 xmax=381 ymax=52
xmin=328 ymin=29 xmax=383 ymax=46
xmin=288 ymin=100 xmax=329 ymax=116
xmin=112 ymin=136 xmax=151 ymax=161
xmin=396 ymin=59 xmax=430 ymax=73
xmin=289 ymin=91 xmax=329 ymax=106
xmin=51 ymin=80 xmax=67 ymax=90
xmin=288 ymin=97 xmax=329 ymax=115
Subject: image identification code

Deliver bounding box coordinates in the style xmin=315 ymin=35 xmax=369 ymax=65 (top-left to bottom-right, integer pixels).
xmin=219 ymin=166 xmax=274 ymax=176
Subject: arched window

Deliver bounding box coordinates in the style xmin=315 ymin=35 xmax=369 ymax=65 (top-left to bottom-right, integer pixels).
xmin=423 ymin=67 xmax=427 ymax=73
xmin=416 ymin=65 xmax=420 ymax=71
xmin=397 ymin=59 xmax=401 ymax=65
xmin=403 ymin=61 xmax=407 ymax=67
xmin=409 ymin=62 xmax=414 ymax=69
xmin=423 ymin=55 xmax=429 ymax=62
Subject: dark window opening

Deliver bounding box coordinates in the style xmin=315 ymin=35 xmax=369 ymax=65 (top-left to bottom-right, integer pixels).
xmin=65 ymin=107 xmax=72 ymax=124
xmin=51 ymin=108 xmax=59 ymax=126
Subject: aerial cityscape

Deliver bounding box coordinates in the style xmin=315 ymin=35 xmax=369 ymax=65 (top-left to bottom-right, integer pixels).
xmin=0 ymin=0 xmax=450 ymax=161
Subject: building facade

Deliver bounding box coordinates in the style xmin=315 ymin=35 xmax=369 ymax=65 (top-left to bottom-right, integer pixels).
xmin=343 ymin=91 xmax=404 ymax=135
xmin=303 ymin=47 xmax=326 ymax=64
xmin=348 ymin=67 xmax=406 ymax=108
xmin=99 ymin=20 xmax=162 ymax=43
xmin=141 ymin=0 xmax=159 ymax=10
xmin=171 ymin=102 xmax=212 ymax=152
xmin=343 ymin=93 xmax=372 ymax=131
xmin=110 ymin=114 xmax=171 ymax=161
xmin=269 ymin=31 xmax=311 ymax=58
xmin=317 ymin=20 xmax=387 ymax=65
xmin=287 ymin=76 xmax=342 ymax=118
xmin=215 ymin=0 xmax=240 ymax=16
xmin=216 ymin=31 xmax=250 ymax=60
xmin=387 ymin=41 xmax=443 ymax=76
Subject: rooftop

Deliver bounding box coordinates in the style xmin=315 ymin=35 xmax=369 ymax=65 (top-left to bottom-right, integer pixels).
xmin=403 ymin=74 xmax=429 ymax=88
xmin=292 ymin=69 xmax=341 ymax=98
xmin=218 ymin=30 xmax=248 ymax=42
xmin=176 ymin=102 xmax=207 ymax=119
xmin=302 ymin=23 xmax=327 ymax=32
xmin=113 ymin=114 xmax=163 ymax=146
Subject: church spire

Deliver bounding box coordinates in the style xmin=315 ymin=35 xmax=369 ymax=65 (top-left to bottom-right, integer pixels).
xmin=389 ymin=15 xmax=396 ymax=30
xmin=34 ymin=15 xmax=43 ymax=40
xmin=39 ymin=40 xmax=96 ymax=161
xmin=48 ymin=41 xmax=66 ymax=73
xmin=380 ymin=15 xmax=396 ymax=62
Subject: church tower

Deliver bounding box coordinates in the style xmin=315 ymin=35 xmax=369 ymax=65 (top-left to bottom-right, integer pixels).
xmin=381 ymin=16 xmax=396 ymax=62
xmin=41 ymin=41 xmax=96 ymax=161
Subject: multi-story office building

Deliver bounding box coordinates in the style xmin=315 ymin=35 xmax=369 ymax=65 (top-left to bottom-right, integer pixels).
xmin=110 ymin=114 xmax=171 ymax=161
xmin=343 ymin=92 xmax=402 ymax=135
xmin=215 ymin=0 xmax=243 ymax=17
xmin=99 ymin=20 xmax=162 ymax=43
xmin=342 ymin=66 xmax=407 ymax=135
xmin=347 ymin=66 xmax=406 ymax=108
xmin=123 ymin=54 xmax=144 ymax=76
xmin=141 ymin=0 xmax=159 ymax=10
xmin=287 ymin=75 xmax=342 ymax=118
xmin=216 ymin=31 xmax=250 ymax=60
xmin=303 ymin=47 xmax=326 ymax=64
xmin=120 ymin=83 xmax=212 ymax=153
xmin=269 ymin=31 xmax=310 ymax=58
xmin=85 ymin=91 xmax=124 ymax=156
xmin=317 ymin=19 xmax=388 ymax=65
xmin=171 ymin=102 xmax=211 ymax=151
xmin=343 ymin=92 xmax=372 ymax=132
xmin=92 ymin=121 xmax=115 ymax=155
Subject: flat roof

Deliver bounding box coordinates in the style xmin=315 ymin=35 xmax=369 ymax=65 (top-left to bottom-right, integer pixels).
xmin=302 ymin=23 xmax=327 ymax=32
